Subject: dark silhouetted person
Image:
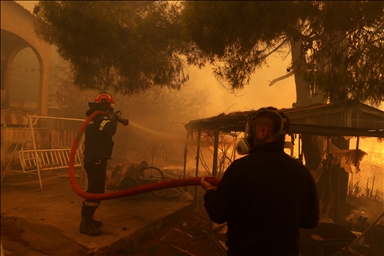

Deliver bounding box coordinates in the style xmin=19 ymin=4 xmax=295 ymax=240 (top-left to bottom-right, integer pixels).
xmin=201 ymin=107 xmax=319 ymax=256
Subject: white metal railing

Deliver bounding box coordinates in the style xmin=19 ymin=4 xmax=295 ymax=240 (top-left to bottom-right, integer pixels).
xmin=1 ymin=115 xmax=85 ymax=190
xmin=18 ymin=148 xmax=83 ymax=172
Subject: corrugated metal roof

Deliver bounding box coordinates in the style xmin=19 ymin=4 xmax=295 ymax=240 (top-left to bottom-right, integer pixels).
xmin=185 ymin=101 xmax=384 ymax=137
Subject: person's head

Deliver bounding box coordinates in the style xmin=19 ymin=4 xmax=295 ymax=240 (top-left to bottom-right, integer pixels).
xmin=236 ymin=107 xmax=289 ymax=155
xmin=94 ymin=92 xmax=115 ymax=111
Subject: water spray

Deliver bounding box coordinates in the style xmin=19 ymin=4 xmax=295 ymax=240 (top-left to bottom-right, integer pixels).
xmin=128 ymin=121 xmax=187 ymax=142
xmin=68 ymin=110 xmax=220 ymax=200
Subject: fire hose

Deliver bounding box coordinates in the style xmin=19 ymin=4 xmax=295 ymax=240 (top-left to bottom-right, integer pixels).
xmin=68 ymin=110 xmax=221 ymax=200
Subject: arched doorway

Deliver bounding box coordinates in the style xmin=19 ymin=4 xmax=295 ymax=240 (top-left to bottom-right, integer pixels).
xmin=8 ymin=47 xmax=40 ymax=112
xmin=1 ymin=1 xmax=51 ymax=118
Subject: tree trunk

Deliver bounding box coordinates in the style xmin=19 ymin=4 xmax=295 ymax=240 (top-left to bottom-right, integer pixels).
xmin=290 ymin=38 xmax=312 ymax=107
xmin=290 ymin=37 xmax=324 ymax=174
xmin=290 ymin=35 xmax=349 ymax=221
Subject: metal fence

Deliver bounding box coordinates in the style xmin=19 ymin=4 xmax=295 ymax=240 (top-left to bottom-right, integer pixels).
xmin=348 ymin=151 xmax=384 ymax=202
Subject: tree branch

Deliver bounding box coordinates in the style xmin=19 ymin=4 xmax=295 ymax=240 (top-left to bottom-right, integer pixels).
xmin=268 ymin=71 xmax=294 ymax=86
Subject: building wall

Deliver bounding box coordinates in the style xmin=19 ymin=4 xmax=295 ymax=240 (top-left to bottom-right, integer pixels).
xmin=1 ymin=1 xmax=51 ymax=173
xmin=1 ymin=0 xmax=51 ymax=117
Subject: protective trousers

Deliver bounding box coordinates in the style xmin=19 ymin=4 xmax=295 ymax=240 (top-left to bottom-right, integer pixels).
xmin=81 ymin=157 xmax=107 ymax=220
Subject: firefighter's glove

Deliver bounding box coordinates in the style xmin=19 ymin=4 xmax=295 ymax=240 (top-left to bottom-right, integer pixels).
xmin=115 ymin=110 xmax=122 ymax=119
xmin=107 ymin=111 xmax=117 ymax=123
xmin=115 ymin=110 xmax=129 ymax=126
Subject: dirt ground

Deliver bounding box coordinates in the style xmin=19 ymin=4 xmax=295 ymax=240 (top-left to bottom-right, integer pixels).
xmin=1 ymin=175 xmax=224 ymax=256
xmin=108 ymin=166 xmax=226 ymax=256
xmin=3 ymin=194 xmax=383 ymax=256
xmin=1 ymin=202 xmax=223 ymax=256
xmin=3 ymin=170 xmax=382 ymax=256
xmin=117 ymin=187 xmax=226 ymax=256
xmin=120 ymin=203 xmax=224 ymax=256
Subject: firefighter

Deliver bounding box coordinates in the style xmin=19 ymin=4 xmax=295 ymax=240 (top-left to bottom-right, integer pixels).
xmin=201 ymin=107 xmax=319 ymax=255
xmin=79 ymin=92 xmax=128 ymax=236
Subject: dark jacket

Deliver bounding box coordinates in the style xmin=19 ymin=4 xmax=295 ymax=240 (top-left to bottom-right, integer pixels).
xmin=204 ymin=142 xmax=319 ymax=256
xmin=83 ymin=108 xmax=117 ymax=159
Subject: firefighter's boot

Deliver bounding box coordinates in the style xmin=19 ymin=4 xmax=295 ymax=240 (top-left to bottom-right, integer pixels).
xmin=91 ymin=215 xmax=103 ymax=228
xmin=79 ymin=217 xmax=102 ymax=236
xmin=80 ymin=203 xmax=102 ymax=236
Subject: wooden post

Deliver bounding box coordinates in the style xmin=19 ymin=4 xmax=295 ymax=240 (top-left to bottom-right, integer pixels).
xmin=194 ymin=129 xmax=201 ymax=210
xmin=212 ymin=129 xmax=219 ymax=177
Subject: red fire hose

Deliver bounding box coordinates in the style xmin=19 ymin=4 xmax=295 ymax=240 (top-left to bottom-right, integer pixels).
xmin=68 ymin=110 xmax=221 ymax=200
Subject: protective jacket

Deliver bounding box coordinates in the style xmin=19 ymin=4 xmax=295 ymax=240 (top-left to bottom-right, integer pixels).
xmin=83 ymin=108 xmax=117 ymax=159
xmin=204 ymin=142 xmax=319 ymax=256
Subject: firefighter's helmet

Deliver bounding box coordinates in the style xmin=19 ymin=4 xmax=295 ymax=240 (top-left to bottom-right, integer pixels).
xmin=95 ymin=93 xmax=115 ymax=104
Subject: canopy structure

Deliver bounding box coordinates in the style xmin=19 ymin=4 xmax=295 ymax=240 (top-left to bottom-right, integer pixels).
xmin=185 ymin=101 xmax=384 ymax=138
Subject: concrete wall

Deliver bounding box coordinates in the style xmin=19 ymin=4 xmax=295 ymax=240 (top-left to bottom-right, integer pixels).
xmin=1 ymin=1 xmax=51 ymax=116
xmin=1 ymin=1 xmax=52 ymax=175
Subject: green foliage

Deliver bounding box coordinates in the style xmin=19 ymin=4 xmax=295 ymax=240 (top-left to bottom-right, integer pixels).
xmin=181 ymin=1 xmax=314 ymax=90
xmin=181 ymin=1 xmax=384 ymax=106
xmin=300 ymin=1 xmax=384 ymax=105
xmin=35 ymin=1 xmax=188 ymax=94
xmin=35 ymin=1 xmax=384 ymax=106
